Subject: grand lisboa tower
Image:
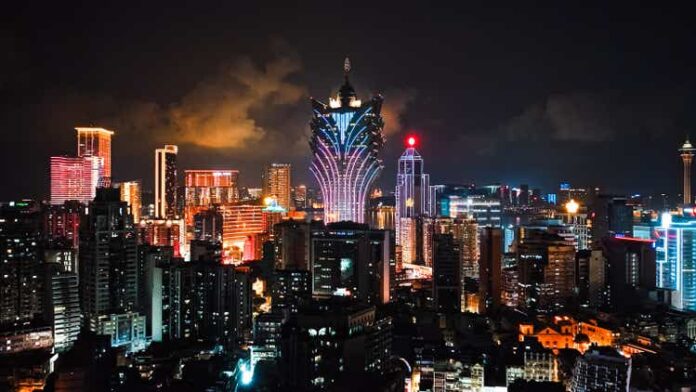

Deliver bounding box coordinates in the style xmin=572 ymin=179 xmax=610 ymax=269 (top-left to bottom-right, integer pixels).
xmin=309 ymin=58 xmax=385 ymax=223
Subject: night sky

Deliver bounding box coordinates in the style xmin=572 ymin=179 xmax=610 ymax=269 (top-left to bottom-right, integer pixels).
xmin=3 ymin=2 xmax=696 ymax=200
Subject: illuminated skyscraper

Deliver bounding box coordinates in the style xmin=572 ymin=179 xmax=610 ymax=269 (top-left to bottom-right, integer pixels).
xmin=155 ymin=145 xmax=178 ymax=219
xmin=119 ymin=180 xmax=142 ymax=223
xmin=76 ymin=127 xmax=113 ymax=186
xmin=309 ymin=58 xmax=385 ymax=223
xmin=652 ymin=212 xmax=696 ymax=311
xmin=263 ymin=163 xmax=292 ymax=211
xmin=50 ymin=156 xmax=100 ymax=205
xmin=395 ymin=136 xmax=432 ymax=264
xmin=680 ymin=138 xmax=695 ymax=205
xmin=184 ymin=169 xmax=239 ymax=226
xmin=396 ymin=136 xmax=432 ymax=218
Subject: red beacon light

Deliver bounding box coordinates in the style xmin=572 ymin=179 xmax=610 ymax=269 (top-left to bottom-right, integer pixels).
xmin=406 ymin=136 xmax=417 ymax=147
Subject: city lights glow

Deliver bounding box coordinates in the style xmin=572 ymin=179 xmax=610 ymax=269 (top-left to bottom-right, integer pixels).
xmin=565 ymin=199 xmax=580 ymax=214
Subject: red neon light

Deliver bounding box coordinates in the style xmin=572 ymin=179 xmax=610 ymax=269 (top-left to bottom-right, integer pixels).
xmin=406 ymin=136 xmax=417 ymax=147
xmin=614 ymin=236 xmax=655 ymax=244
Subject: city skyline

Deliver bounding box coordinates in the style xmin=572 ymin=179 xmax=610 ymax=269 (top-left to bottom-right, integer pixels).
xmin=4 ymin=4 xmax=696 ymax=390
xmin=3 ymin=3 xmax=696 ymax=200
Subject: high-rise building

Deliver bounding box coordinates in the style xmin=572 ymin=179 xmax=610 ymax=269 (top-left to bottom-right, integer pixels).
xmin=309 ymin=58 xmax=385 ymax=223
xmin=176 ymin=261 xmax=251 ymax=345
xmin=680 ymin=138 xmax=695 ymax=205
xmin=279 ymin=300 xmax=392 ymax=390
xmin=479 ymin=227 xmax=502 ymax=313
xmin=0 ymin=200 xmax=43 ymax=328
xmin=119 ymin=180 xmax=142 ymax=223
xmin=76 ymin=126 xmax=113 ymax=186
xmin=293 ymin=184 xmax=308 ymax=209
xmin=432 ymin=233 xmax=461 ymax=313
xmin=443 ymin=195 xmax=502 ymax=227
xmin=220 ymin=204 xmax=265 ymax=262
xmin=50 ymin=156 xmax=100 ymax=205
xmin=601 ymin=236 xmax=656 ymax=310
xmin=310 ymin=222 xmax=391 ymax=304
xmin=193 ymin=207 xmax=223 ymax=243
xmin=42 ymin=264 xmax=80 ymax=352
xmin=263 ymin=163 xmax=292 ymax=211
xmin=570 ymin=348 xmax=631 ymax=392
xmin=183 ymin=169 xmax=239 ymax=225
xmin=79 ymin=188 xmax=144 ymax=351
xmin=136 ymin=218 xmax=185 ymax=258
xmin=43 ymin=201 xmax=82 ymax=250
xmin=137 ymin=245 xmax=174 ymax=342
xmin=271 ymin=269 xmax=311 ymax=314
xmin=273 ymin=220 xmax=317 ymax=271
xmin=396 ymin=136 xmax=432 ymax=254
xmin=154 ymin=145 xmax=178 ymax=219
xmin=652 ymin=212 xmax=696 ymax=311
xmin=517 ymin=230 xmax=576 ymax=312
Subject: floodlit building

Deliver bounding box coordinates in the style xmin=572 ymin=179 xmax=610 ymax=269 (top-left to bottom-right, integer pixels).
xmin=309 ymin=58 xmax=384 ymax=223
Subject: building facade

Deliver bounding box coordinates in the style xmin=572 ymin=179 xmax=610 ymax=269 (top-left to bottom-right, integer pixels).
xmin=309 ymin=59 xmax=385 ymax=223
xmin=155 ymin=145 xmax=178 ymax=219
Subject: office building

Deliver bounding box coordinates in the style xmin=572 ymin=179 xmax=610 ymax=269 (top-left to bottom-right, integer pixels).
xmin=118 ymin=180 xmax=142 ymax=223
xmin=136 ymin=218 xmax=185 ymax=257
xmin=517 ymin=230 xmax=576 ymax=312
xmin=396 ymin=136 xmax=432 ymax=261
xmin=310 ymin=222 xmax=390 ymax=304
xmin=601 ymin=236 xmax=656 ymax=310
xmin=263 ymin=163 xmax=292 ymax=211
xmin=433 ymin=233 xmax=461 ymax=313
xmin=183 ymin=169 xmax=239 ymax=225
xmin=272 ymin=269 xmax=311 ymax=314
xmin=220 ymin=204 xmax=265 ymax=262
xmin=571 ymin=348 xmax=631 ymax=392
xmin=193 ymin=206 xmax=223 ymax=243
xmin=309 ymin=59 xmax=384 ymax=223
xmin=279 ymin=300 xmax=392 ymax=390
xmin=76 ymin=126 xmax=113 ymax=186
xmin=273 ymin=220 xmax=317 ymax=270
xmin=43 ymin=200 xmax=82 ymax=250
xmin=479 ymin=227 xmax=502 ymax=313
xmin=50 ymin=156 xmax=100 ymax=205
xmin=154 ymin=145 xmax=178 ymax=219
xmin=443 ymin=195 xmax=501 ymax=227
xmin=79 ymin=188 xmax=144 ymax=351
xmin=651 ymin=212 xmax=696 ymax=311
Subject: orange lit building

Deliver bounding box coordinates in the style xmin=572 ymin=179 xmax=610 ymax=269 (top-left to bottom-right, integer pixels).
xmin=119 ymin=180 xmax=142 ymax=223
xmin=76 ymin=127 xmax=113 ymax=185
xmin=262 ymin=163 xmax=291 ymax=211
xmin=220 ymin=204 xmax=265 ymax=262
xmin=184 ymin=169 xmax=239 ymax=226
xmin=137 ymin=218 xmax=185 ymax=257
xmin=518 ymin=316 xmax=616 ymax=354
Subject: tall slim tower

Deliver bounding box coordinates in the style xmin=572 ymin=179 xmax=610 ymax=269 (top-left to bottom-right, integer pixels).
xmin=155 ymin=145 xmax=178 ymax=218
xmin=263 ymin=163 xmax=292 ymax=211
xmin=76 ymin=127 xmax=113 ymax=186
xmin=309 ymin=58 xmax=385 ymax=223
xmin=680 ymin=138 xmax=695 ymax=205
xmin=395 ymin=136 xmax=432 ymax=264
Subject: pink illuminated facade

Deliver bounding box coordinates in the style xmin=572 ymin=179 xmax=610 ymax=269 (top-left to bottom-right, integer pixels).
xmin=50 ymin=156 xmax=100 ymax=205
